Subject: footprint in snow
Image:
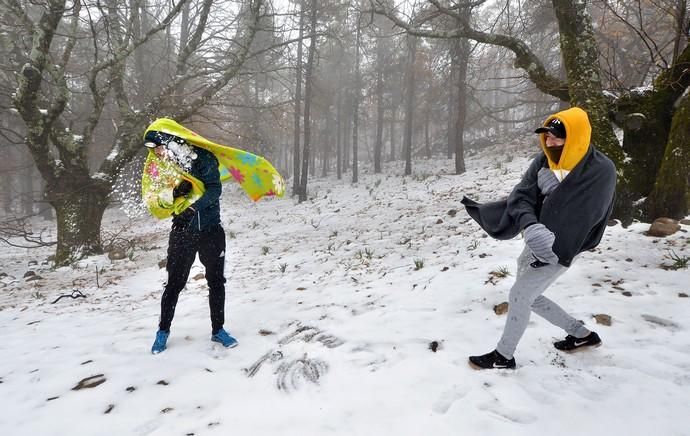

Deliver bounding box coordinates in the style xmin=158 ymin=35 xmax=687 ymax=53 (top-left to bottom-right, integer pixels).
xmin=477 ymin=401 xmax=537 ymax=424
xmin=432 ymin=384 xmax=470 ymax=414
xmin=641 ymin=314 xmax=681 ymax=331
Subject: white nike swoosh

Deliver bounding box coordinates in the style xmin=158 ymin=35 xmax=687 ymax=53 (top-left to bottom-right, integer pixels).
xmin=574 ymin=340 xmax=589 ymax=346
xmin=492 ymin=363 xmax=509 ymax=368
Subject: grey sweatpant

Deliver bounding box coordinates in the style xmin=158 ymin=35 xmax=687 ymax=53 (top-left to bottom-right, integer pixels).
xmin=495 ymin=246 xmax=590 ymax=359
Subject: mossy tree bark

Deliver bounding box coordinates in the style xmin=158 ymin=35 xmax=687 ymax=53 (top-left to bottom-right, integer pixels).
xmin=646 ymin=94 xmax=690 ymax=219
xmin=50 ymin=180 xmax=111 ymax=264
xmin=551 ymin=0 xmax=634 ymax=223
xmin=612 ymin=91 xmax=672 ymax=202
xmin=612 ymin=42 xmax=690 ymax=219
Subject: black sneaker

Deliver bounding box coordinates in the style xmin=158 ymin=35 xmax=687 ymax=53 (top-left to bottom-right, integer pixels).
xmin=554 ymin=332 xmax=602 ymax=352
xmin=468 ymin=350 xmax=516 ymax=370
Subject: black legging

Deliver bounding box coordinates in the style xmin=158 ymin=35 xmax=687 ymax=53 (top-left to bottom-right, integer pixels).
xmin=158 ymin=224 xmax=226 ymax=333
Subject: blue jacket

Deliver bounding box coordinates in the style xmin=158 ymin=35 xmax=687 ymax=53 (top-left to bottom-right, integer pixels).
xmin=172 ymin=147 xmax=222 ymax=231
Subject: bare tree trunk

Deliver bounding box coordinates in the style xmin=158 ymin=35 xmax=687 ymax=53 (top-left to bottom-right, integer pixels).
xmin=403 ymin=35 xmax=417 ymax=176
xmin=424 ymin=99 xmax=431 ymax=159
xmin=299 ymin=0 xmax=317 ymax=203
xmin=447 ymin=42 xmax=457 ymax=160
xmin=374 ymin=32 xmax=384 ymax=173
xmin=0 ymin=180 xmax=10 ymax=215
xmin=322 ymin=106 xmax=332 ymax=177
xmin=343 ymin=96 xmax=350 ymax=172
xmin=282 ymin=135 xmax=290 ymax=180
xmin=336 ymin=87 xmax=342 ymax=179
xmin=310 ymin=118 xmax=316 ymax=176
xmin=21 ymin=147 xmax=34 ymax=216
xmin=292 ymin=2 xmax=305 ymax=197
xmin=453 ymin=24 xmax=470 ymax=174
xmin=1 ymin=146 xmax=15 ymax=215
xmin=389 ymin=108 xmax=396 ymax=161
xmin=352 ymin=17 xmax=361 ymax=183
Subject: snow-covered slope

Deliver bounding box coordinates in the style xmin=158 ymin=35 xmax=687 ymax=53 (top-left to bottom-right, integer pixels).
xmin=1 ymin=143 xmax=688 ymax=436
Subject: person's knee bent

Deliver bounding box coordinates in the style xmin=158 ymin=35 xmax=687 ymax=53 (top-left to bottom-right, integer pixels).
xmin=531 ymin=295 xmax=550 ymax=311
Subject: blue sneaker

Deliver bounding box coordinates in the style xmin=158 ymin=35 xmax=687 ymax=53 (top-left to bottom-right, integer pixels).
xmin=211 ymin=328 xmax=238 ymax=348
xmin=151 ymin=330 xmax=169 ymax=354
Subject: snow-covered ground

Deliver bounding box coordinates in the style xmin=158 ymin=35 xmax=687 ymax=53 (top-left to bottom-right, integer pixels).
xmin=1 ymin=142 xmax=689 ymax=436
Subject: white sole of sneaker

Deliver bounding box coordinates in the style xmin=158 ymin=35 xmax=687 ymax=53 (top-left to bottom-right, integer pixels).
xmin=212 ymin=340 xmax=238 ymax=348
xmin=560 ymin=342 xmax=602 ymax=353
xmin=467 ymin=361 xmax=516 ymax=370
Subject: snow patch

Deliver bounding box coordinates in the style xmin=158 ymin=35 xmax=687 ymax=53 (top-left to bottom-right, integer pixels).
xmin=0 ymin=144 xmax=688 ymax=436
xmin=631 ymin=85 xmax=653 ymax=95
xmin=163 ymin=139 xmax=197 ymax=171
xmin=91 ymin=172 xmax=110 ymax=182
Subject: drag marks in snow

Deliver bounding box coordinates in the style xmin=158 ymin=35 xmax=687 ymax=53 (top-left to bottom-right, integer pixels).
xmin=243 ymin=322 xmax=343 ymax=392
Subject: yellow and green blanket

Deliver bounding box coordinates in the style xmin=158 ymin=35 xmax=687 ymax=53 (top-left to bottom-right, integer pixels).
xmin=141 ymin=118 xmax=285 ymax=219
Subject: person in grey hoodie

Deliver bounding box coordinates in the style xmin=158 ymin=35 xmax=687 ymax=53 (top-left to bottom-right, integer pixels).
xmin=461 ymin=107 xmax=616 ymax=369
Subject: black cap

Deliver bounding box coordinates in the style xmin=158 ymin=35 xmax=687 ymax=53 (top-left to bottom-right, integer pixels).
xmin=535 ymin=118 xmax=566 ymax=139
xmin=144 ymin=131 xmax=177 ymax=148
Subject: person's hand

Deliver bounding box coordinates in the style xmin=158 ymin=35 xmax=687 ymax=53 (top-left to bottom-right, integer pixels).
xmin=173 ymin=180 xmax=193 ymax=198
xmin=172 ymin=206 xmax=196 ymax=231
xmin=523 ymin=223 xmax=559 ymax=264
xmin=157 ymin=189 xmax=175 ymax=208
xmin=537 ymin=167 xmax=559 ymax=196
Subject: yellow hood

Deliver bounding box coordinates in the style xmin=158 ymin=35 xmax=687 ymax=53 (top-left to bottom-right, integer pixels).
xmin=539 ymin=107 xmax=591 ymax=171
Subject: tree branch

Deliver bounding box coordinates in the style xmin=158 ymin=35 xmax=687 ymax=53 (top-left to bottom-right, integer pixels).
xmin=11 ymin=0 xmax=67 ymax=182
xmin=0 ymin=216 xmax=57 ymax=249
xmin=97 ymin=0 xmax=265 ymax=182
xmin=172 ymin=0 xmax=265 ymax=120
xmin=91 ymin=0 xmax=189 ymax=76
xmin=370 ymin=0 xmax=570 ymax=101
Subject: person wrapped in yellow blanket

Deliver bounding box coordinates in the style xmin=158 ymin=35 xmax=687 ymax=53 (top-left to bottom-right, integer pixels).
xmin=143 ymin=118 xmax=284 ymax=354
